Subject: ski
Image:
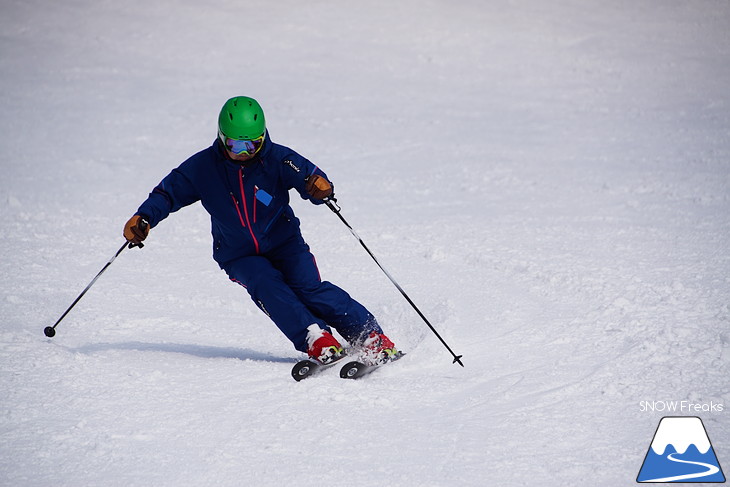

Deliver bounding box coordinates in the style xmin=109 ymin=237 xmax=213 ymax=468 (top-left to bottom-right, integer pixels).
xmin=339 ymin=352 xmax=405 ymax=380
xmin=291 ymin=357 xmax=346 ymax=381
xmin=292 ymin=352 xmax=405 ymax=381
xmin=339 ymin=361 xmax=376 ymax=379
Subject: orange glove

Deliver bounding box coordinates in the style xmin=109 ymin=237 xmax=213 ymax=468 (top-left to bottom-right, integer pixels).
xmin=305 ymin=175 xmax=333 ymax=200
xmin=123 ymin=215 xmax=150 ymax=245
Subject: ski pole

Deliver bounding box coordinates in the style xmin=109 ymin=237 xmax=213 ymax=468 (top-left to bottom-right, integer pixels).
xmin=44 ymin=224 xmax=147 ymax=338
xmin=325 ymin=198 xmax=464 ymax=367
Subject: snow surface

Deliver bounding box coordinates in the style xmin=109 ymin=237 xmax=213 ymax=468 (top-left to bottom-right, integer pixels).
xmin=2 ymin=1 xmax=729 ymax=486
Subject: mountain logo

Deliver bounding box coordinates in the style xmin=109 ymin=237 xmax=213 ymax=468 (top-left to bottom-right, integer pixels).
xmin=637 ymin=416 xmax=726 ymax=483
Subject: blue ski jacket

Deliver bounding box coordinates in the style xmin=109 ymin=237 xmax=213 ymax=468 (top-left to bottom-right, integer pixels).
xmin=135 ymin=132 xmax=330 ymax=267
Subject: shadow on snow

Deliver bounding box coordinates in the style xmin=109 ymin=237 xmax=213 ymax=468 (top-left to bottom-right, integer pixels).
xmin=68 ymin=341 xmax=294 ymax=363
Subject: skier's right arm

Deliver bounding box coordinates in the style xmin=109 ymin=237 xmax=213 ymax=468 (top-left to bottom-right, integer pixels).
xmin=123 ymin=166 xmax=200 ymax=245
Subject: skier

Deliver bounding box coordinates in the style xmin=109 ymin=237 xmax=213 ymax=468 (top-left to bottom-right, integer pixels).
xmin=123 ymin=96 xmax=399 ymax=366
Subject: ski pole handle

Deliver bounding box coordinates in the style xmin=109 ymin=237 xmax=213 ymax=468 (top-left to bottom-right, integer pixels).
xmin=127 ymin=218 xmax=149 ymax=248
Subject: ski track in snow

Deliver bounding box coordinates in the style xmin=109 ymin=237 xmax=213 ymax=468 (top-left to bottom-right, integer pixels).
xmin=2 ymin=1 xmax=729 ymax=486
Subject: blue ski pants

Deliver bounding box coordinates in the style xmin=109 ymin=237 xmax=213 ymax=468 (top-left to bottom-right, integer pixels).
xmin=222 ymin=235 xmax=381 ymax=353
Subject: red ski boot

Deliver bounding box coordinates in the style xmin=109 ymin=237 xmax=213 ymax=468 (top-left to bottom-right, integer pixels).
xmin=361 ymin=331 xmax=401 ymax=366
xmin=306 ymin=326 xmax=345 ymax=365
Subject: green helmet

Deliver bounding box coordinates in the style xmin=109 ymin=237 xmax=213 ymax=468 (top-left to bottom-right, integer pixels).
xmin=218 ymin=96 xmax=266 ymax=140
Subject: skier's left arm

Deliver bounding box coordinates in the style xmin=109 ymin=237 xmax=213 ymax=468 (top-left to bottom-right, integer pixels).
xmin=283 ymin=154 xmax=334 ymax=204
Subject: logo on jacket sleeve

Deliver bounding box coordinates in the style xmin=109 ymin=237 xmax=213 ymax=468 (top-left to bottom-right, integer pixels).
xmin=637 ymin=416 xmax=725 ymax=483
xmin=283 ymin=159 xmax=300 ymax=173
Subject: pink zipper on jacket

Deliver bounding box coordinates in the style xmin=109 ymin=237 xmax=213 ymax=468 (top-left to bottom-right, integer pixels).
xmin=253 ymin=186 xmax=258 ymax=223
xmin=230 ymin=167 xmax=260 ymax=254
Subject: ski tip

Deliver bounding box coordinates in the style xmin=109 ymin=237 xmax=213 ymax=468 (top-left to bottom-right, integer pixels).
xmin=339 ymin=361 xmax=367 ymax=379
xmin=291 ymin=359 xmax=318 ymax=382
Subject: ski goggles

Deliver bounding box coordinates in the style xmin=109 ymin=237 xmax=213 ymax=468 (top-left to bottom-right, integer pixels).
xmin=219 ymin=132 xmax=265 ymax=156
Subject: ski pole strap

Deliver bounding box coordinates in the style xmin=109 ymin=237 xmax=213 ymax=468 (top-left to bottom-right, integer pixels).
xmin=324 ymin=197 xmax=341 ymax=214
